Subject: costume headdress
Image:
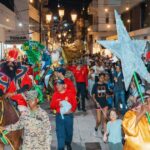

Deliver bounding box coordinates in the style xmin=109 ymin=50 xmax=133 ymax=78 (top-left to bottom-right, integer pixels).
xmin=7 ymin=49 xmax=19 ymax=61
xmin=22 ymin=40 xmax=45 ymax=65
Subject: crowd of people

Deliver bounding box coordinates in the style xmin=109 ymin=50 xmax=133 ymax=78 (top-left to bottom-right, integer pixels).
xmin=0 ymin=49 xmax=150 ymax=150
xmin=66 ymin=53 xmax=150 ymax=150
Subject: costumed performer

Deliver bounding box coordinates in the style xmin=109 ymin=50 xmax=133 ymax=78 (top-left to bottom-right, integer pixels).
xmin=0 ymin=49 xmax=32 ymax=112
xmin=122 ymin=93 xmax=150 ymax=150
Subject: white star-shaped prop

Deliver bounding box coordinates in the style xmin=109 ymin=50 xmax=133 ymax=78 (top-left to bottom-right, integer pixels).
xmin=97 ymin=10 xmax=150 ymax=90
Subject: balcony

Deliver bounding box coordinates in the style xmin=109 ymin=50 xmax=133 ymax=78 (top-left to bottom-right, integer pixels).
xmin=29 ymin=4 xmax=40 ymax=23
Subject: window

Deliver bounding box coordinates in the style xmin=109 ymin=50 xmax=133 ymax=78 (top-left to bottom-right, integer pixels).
xmin=105 ymin=13 xmax=109 ymax=24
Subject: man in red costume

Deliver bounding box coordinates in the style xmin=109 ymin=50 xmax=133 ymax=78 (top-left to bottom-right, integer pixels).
xmin=0 ymin=49 xmax=32 ymax=112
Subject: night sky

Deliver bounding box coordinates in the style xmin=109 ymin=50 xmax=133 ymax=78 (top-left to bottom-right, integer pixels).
xmin=48 ymin=0 xmax=92 ymax=21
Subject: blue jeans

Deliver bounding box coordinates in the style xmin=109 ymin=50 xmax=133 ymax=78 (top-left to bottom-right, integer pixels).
xmin=107 ymin=96 xmax=114 ymax=108
xmin=56 ymin=114 xmax=74 ymax=150
xmin=115 ymin=91 xmax=126 ymax=114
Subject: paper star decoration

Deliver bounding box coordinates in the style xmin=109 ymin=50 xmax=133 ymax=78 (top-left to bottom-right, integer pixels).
xmin=97 ymin=10 xmax=150 ymax=90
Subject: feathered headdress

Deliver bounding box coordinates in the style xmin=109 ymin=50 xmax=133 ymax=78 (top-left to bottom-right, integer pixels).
xmin=22 ymin=40 xmax=45 ymax=65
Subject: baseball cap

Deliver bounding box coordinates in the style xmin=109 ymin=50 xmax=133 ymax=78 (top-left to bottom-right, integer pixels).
xmin=55 ymin=67 xmax=66 ymax=75
xmin=56 ymin=79 xmax=65 ymax=85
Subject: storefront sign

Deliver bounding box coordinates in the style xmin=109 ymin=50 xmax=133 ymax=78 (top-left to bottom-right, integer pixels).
xmin=5 ymin=36 xmax=28 ymax=44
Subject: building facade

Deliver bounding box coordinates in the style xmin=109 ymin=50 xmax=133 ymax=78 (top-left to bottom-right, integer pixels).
xmin=0 ymin=0 xmax=16 ymax=58
xmin=4 ymin=0 xmax=48 ymax=53
xmin=87 ymin=0 xmax=145 ymax=54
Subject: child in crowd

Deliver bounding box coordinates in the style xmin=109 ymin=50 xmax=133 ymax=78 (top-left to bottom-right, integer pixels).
xmin=88 ymin=68 xmax=95 ymax=96
xmin=103 ymin=108 xmax=123 ymax=150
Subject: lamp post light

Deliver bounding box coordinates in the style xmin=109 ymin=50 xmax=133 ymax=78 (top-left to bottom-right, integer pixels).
xmin=70 ymin=10 xmax=77 ymax=42
xmin=71 ymin=10 xmax=78 ymax=23
xmin=58 ymin=7 xmax=65 ymax=20
xmin=46 ymin=6 xmax=78 ymax=46
xmin=63 ymin=32 xmax=67 ymax=37
xmin=58 ymin=33 xmax=62 ymax=39
xmin=46 ymin=12 xmax=53 ymax=49
xmin=46 ymin=12 xmax=52 ymax=24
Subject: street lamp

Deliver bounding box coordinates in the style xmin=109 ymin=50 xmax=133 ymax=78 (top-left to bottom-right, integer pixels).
xmin=71 ymin=10 xmax=77 ymax=23
xmin=46 ymin=12 xmax=53 ymax=49
xmin=46 ymin=12 xmax=52 ymax=24
xmin=58 ymin=7 xmax=65 ymax=19
xmin=63 ymin=32 xmax=67 ymax=37
xmin=70 ymin=10 xmax=77 ymax=42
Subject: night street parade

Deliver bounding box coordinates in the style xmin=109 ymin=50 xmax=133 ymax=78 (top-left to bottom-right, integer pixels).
xmin=0 ymin=0 xmax=150 ymax=150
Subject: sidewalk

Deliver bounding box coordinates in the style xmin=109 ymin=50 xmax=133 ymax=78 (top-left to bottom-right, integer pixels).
xmin=5 ymin=100 xmax=109 ymax=150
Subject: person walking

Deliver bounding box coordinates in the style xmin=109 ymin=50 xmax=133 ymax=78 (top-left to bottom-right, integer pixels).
xmin=103 ymin=109 xmax=123 ymax=150
xmin=50 ymin=79 xmax=77 ymax=150
xmin=114 ymin=65 xmax=126 ymax=114
xmin=74 ymin=62 xmax=87 ymax=112
xmin=92 ymin=73 xmax=109 ymax=135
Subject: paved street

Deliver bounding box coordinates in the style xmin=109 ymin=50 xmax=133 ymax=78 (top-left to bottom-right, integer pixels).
xmin=4 ymin=99 xmax=108 ymax=150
